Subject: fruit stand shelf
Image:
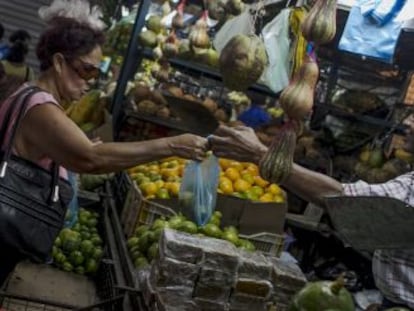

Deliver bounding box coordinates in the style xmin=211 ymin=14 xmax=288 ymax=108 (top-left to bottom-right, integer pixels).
xmin=140 ymin=48 xmax=277 ymax=97
xmin=123 ymin=109 xmax=209 ymax=137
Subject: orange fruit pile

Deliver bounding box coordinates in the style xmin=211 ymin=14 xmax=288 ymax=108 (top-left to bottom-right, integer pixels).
xmin=127 ymin=157 xmax=285 ymax=203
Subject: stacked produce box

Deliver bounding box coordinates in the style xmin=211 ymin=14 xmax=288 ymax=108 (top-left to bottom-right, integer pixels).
xmin=136 ymin=228 xmax=307 ymax=311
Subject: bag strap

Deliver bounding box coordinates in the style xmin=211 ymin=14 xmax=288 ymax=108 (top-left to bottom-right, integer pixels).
xmin=0 ymin=86 xmax=40 ymax=162
xmin=0 ymin=86 xmax=61 ymax=203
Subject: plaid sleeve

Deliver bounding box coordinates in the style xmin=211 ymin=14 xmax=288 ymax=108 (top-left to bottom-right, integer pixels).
xmin=342 ymin=172 xmax=414 ymax=205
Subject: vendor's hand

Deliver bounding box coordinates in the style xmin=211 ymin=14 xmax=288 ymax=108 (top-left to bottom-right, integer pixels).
xmin=209 ymin=125 xmax=268 ymax=164
xmin=168 ymin=134 xmax=208 ymax=161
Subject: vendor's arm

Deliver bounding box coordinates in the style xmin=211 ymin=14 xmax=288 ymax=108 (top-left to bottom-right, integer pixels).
xmin=210 ymin=125 xmax=343 ymax=206
xmin=17 ymin=103 xmax=208 ymax=174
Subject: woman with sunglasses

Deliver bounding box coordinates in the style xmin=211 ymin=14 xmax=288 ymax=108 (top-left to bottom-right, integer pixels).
xmin=0 ymin=1 xmax=208 ymax=286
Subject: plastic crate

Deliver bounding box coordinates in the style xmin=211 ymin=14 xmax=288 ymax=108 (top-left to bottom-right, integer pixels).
xmin=113 ymin=171 xmax=285 ymax=257
xmin=239 ymin=232 xmax=285 ymax=258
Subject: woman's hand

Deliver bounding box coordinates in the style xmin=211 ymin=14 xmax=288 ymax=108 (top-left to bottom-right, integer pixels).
xmin=209 ymin=125 xmax=268 ymax=164
xmin=168 ymin=134 xmax=209 ymax=161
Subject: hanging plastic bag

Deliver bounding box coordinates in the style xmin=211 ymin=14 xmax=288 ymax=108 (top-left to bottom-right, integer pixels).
xmin=64 ymin=171 xmax=79 ymax=228
xmin=259 ymin=8 xmax=292 ymax=93
xmin=338 ymin=0 xmax=406 ymax=63
xmin=213 ymin=11 xmax=254 ymax=53
xmin=179 ymin=155 xmax=220 ymax=226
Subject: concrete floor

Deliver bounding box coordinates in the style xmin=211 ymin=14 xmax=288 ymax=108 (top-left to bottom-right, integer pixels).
xmin=2 ymin=261 xmax=97 ymax=311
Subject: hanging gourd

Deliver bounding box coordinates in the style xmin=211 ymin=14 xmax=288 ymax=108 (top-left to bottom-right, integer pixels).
xmin=162 ymin=31 xmax=179 ymax=59
xmin=279 ymin=54 xmax=319 ymax=120
xmin=301 ymin=0 xmax=337 ymax=45
xmin=259 ymin=122 xmax=297 ymax=184
xmin=172 ymin=0 xmax=186 ymax=29
xmin=189 ymin=11 xmax=211 ymax=53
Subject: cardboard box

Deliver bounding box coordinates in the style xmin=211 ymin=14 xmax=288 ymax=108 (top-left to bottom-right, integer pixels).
xmin=150 ymin=194 xmax=287 ymax=235
xmin=216 ymin=194 xmax=287 ymax=235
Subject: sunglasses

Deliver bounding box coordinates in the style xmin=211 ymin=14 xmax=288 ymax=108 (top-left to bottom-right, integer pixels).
xmin=66 ymin=58 xmax=101 ymax=81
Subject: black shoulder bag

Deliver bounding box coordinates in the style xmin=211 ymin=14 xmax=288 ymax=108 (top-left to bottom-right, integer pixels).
xmin=0 ymin=86 xmax=73 ymax=262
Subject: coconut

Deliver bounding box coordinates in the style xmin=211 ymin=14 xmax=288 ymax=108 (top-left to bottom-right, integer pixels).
xmin=198 ymin=48 xmax=220 ymax=68
xmin=214 ymin=108 xmax=228 ymax=122
xmin=138 ymin=30 xmax=158 ymax=48
xmin=177 ymin=39 xmax=192 ymax=59
xmin=219 ymin=34 xmax=267 ymax=91
xmin=182 ymin=94 xmax=199 ymax=102
xmin=137 ymin=100 xmax=158 ymax=115
xmin=156 ymin=106 xmax=171 ymax=118
xmin=166 ymin=85 xmax=184 ymax=98
xmin=146 ymin=15 xmax=163 ymax=34
xmin=226 ymin=0 xmax=245 ymax=15
xmin=202 ymin=98 xmax=218 ymax=113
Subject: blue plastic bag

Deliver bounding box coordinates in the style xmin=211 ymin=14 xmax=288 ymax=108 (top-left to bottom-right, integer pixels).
xmin=179 ymin=155 xmax=220 ymax=226
xmin=64 ymin=171 xmax=79 ymax=228
xmin=238 ymin=105 xmax=271 ymax=129
xmin=338 ymin=0 xmax=406 ymax=63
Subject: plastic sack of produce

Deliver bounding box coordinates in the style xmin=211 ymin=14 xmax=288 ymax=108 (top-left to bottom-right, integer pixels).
xmin=338 ymin=0 xmax=406 ymax=63
xmin=179 ymin=154 xmax=220 ymax=226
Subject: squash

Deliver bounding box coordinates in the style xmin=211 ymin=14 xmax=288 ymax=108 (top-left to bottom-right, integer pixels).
xmin=279 ymin=55 xmax=319 ymax=120
xmin=301 ymin=0 xmax=337 ymax=45
xmin=259 ymin=123 xmax=297 ymax=184
xmin=289 ymin=276 xmax=354 ymax=311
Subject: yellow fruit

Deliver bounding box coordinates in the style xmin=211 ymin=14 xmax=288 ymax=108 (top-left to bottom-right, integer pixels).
xmin=134 ymin=165 xmax=148 ymax=174
xmin=169 ymin=182 xmax=181 ymax=196
xmin=254 ymin=175 xmax=270 ymax=188
xmin=229 ymin=161 xmax=244 ymax=172
xmin=233 ymin=179 xmax=251 ymax=193
xmin=259 ymin=193 xmax=273 ymax=202
xmin=156 ymin=188 xmax=170 ymax=199
xmin=225 ymin=167 xmax=241 ymax=182
xmin=155 ymin=180 xmax=165 ymax=189
xmin=160 ymin=167 xmax=180 ymax=180
xmin=267 ymin=184 xmax=283 ymax=196
xmin=219 ymin=177 xmax=234 ymax=195
xmin=241 ymin=172 xmax=254 ymax=185
xmin=140 ymin=182 xmax=158 ymax=196
xmin=244 ymin=189 xmax=259 ymax=201
xmin=148 ymin=164 xmax=160 ymax=173
xmin=250 ymin=185 xmax=264 ymax=197
xmin=219 ymin=158 xmax=232 ymax=170
xmin=245 ymin=164 xmax=259 ymax=175
xmin=273 ymin=194 xmax=285 ymax=203
xmin=178 ymin=164 xmax=186 ymax=177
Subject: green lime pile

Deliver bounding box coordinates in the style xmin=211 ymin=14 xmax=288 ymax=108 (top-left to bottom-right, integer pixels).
xmin=52 ymin=208 xmax=104 ymax=275
xmin=127 ymin=211 xmax=256 ymax=269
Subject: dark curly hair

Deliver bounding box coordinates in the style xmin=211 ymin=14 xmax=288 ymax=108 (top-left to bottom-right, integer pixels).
xmin=7 ymin=30 xmax=31 ymax=63
xmin=36 ymin=17 xmax=105 ymax=71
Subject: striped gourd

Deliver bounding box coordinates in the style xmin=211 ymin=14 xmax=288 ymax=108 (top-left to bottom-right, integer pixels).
xmin=259 ymin=123 xmax=297 ymax=184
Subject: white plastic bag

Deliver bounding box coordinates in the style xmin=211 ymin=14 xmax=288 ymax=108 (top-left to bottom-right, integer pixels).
xmin=259 ymin=8 xmax=291 ymax=93
xmin=213 ymin=11 xmax=254 ymax=53
xmin=178 ymin=155 xmax=220 ymax=226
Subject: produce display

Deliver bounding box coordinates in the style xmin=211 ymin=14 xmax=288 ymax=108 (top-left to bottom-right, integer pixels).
xmin=52 ymin=208 xmax=104 ymax=275
xmin=136 ymin=228 xmax=307 ymax=311
xmin=65 ymin=89 xmax=108 ymax=133
xmin=127 ymin=210 xmax=256 ymax=269
xmin=127 ymin=157 xmax=286 ymax=203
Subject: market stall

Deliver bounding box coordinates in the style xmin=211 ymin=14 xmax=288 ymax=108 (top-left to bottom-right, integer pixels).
xmin=2 ymin=0 xmax=414 ymax=310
